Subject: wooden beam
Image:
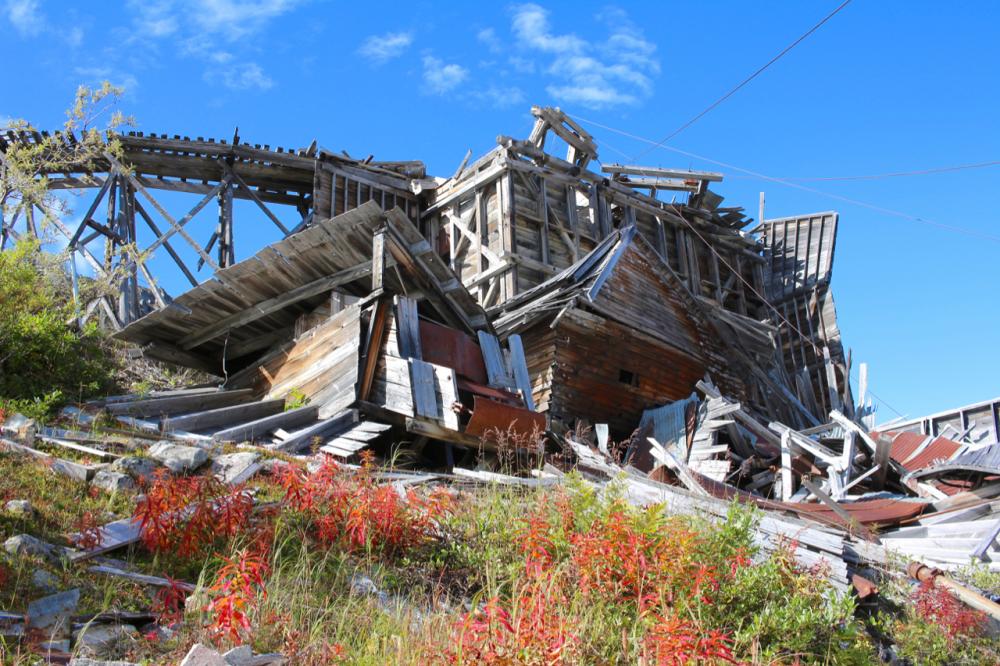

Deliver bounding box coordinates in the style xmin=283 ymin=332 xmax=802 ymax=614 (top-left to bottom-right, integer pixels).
xmin=161 ymin=398 xmax=285 ymax=433
xmin=105 ymin=389 xmax=255 ymax=417
xmin=212 ymin=405 xmax=320 ymax=444
xmin=800 ymin=476 xmax=880 ymax=543
xmin=178 ymin=262 xmax=370 ymax=350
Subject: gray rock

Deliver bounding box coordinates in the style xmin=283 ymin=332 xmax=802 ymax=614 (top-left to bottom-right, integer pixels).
xmin=180 ymin=643 xmax=228 ymax=666
xmin=222 ymin=646 xmax=285 ymax=666
xmin=40 ymin=638 xmax=71 ymax=652
xmin=32 ymin=569 xmax=60 ymax=594
xmin=5 ymin=534 xmax=61 ymax=562
xmin=148 ymin=442 xmax=209 ymax=474
xmin=73 ymin=623 xmax=139 ymax=657
xmin=223 ymin=646 xmax=253 ymax=664
xmin=91 ymin=470 xmax=136 ymax=493
xmin=4 ymin=499 xmax=35 ymax=518
xmin=138 ymin=621 xmax=175 ymax=641
xmin=69 ymin=659 xmax=140 ymax=666
xmin=212 ymin=452 xmax=260 ymax=485
xmin=27 ymin=588 xmax=79 ymax=636
xmin=110 ymin=456 xmax=159 ymax=482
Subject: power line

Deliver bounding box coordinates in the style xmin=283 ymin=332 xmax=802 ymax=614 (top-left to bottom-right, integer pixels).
xmin=730 ymin=160 xmax=1000 ymax=182
xmin=577 ymin=115 xmax=1000 ymax=244
xmin=632 ymin=0 xmax=853 ymax=161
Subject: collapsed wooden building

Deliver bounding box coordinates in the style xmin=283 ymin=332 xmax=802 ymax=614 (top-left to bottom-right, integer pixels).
xmin=2 ymin=105 xmax=855 ymax=460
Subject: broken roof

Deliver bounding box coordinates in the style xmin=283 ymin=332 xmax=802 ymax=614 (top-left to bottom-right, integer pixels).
xmin=115 ymin=201 xmax=489 ymax=375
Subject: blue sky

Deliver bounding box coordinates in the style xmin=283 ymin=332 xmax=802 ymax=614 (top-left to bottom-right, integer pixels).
xmin=2 ymin=1 xmax=997 ymax=421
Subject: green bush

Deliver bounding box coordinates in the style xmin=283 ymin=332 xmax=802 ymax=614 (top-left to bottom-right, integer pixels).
xmin=0 ymin=239 xmax=116 ymax=418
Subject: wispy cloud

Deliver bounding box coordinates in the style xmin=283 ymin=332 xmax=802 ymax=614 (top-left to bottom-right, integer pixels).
xmin=422 ymin=55 xmax=468 ymax=94
xmin=476 ymin=27 xmax=502 ymax=54
xmin=471 ymin=85 xmax=525 ymax=108
xmin=121 ymin=0 xmax=301 ymax=92
xmin=191 ymin=0 xmax=300 ymax=41
xmin=5 ymin=0 xmax=44 ymax=37
xmin=73 ymin=66 xmax=139 ymax=94
xmin=211 ymin=62 xmax=273 ymax=91
xmin=358 ymin=31 xmax=413 ymax=64
xmin=508 ymin=3 xmax=659 ymax=109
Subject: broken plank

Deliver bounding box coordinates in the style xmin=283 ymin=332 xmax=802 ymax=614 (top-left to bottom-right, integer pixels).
xmin=271 ymin=409 xmax=358 ymax=453
xmin=212 ymin=405 xmax=319 ymax=443
xmin=106 ymin=389 xmax=255 ymax=417
xmin=162 ymin=398 xmax=285 ymax=433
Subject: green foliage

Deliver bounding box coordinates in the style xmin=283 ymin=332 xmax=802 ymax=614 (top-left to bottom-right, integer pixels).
xmin=284 ymin=388 xmax=310 ymax=411
xmin=0 ymin=239 xmax=117 ymax=416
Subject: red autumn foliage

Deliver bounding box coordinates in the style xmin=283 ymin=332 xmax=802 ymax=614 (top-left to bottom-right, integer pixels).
xmin=276 ymin=455 xmax=450 ymax=556
xmin=449 ymin=491 xmax=748 ymax=664
xmin=206 ymin=552 xmax=269 ymax=644
xmin=912 ymin=580 xmax=985 ymax=640
xmin=132 ymin=471 xmax=253 ymax=558
xmin=151 ymin=575 xmax=189 ymax=627
xmin=449 ymin=587 xmax=579 ymax=665
xmin=73 ymin=510 xmax=104 ymax=551
xmin=641 ymin=613 xmax=738 ymax=665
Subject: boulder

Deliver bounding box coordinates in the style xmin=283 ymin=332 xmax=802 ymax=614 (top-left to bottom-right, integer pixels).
xmin=31 ymin=569 xmax=60 ymax=594
xmin=91 ymin=470 xmax=136 ymax=493
xmin=148 ymin=442 xmax=208 ymax=474
xmin=27 ymin=588 xmax=79 ymax=636
xmin=179 ymin=643 xmax=228 ymax=666
xmin=110 ymin=456 xmax=159 ymax=482
xmin=5 ymin=534 xmax=62 ymax=562
xmin=4 ymin=499 xmax=36 ymax=518
xmin=73 ymin=623 xmax=139 ymax=658
xmin=212 ymin=452 xmax=260 ymax=485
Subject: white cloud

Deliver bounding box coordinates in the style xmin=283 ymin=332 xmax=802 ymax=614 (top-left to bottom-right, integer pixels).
xmin=73 ymin=66 xmax=139 ymax=94
xmin=192 ymin=0 xmax=299 ymax=40
xmin=472 ymin=85 xmax=525 ymax=108
xmin=422 ymin=55 xmax=468 ymax=94
xmin=511 ymin=3 xmax=584 ymax=55
xmin=121 ymin=0 xmax=298 ymax=94
xmin=5 ymin=0 xmax=44 ymax=36
xmin=476 ymin=27 xmax=502 ymax=54
xmin=358 ymin=31 xmax=413 ymax=64
xmin=212 ymin=62 xmax=273 ymax=91
xmin=508 ymin=3 xmax=659 ymax=109
xmin=65 ymin=26 xmax=84 ymax=47
xmin=127 ymin=0 xmax=178 ymax=38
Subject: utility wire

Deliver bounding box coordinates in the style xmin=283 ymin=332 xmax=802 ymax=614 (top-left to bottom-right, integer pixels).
xmin=632 ymin=0 xmax=853 ymax=161
xmin=730 ymin=160 xmax=1000 ymax=182
xmin=578 ymin=116 xmax=1000 ymax=244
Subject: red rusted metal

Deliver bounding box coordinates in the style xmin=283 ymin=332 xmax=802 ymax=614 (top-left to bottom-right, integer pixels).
xmin=456 ymin=377 xmax=521 ymax=405
xmin=851 ymin=573 xmax=878 ymax=599
xmin=464 ymin=396 xmax=546 ymax=441
xmin=419 ymin=319 xmax=488 ymax=384
xmin=688 ymin=470 xmax=925 ymax=530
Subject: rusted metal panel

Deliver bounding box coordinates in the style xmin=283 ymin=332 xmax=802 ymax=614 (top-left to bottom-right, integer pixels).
xmin=464 ymin=396 xmax=546 ymax=441
xmin=419 ymin=319 xmax=488 ymax=384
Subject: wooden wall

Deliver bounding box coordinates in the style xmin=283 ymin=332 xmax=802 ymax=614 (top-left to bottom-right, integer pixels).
xmin=313 ymin=161 xmax=419 ymax=223
xmin=236 ymin=304 xmax=361 ymax=418
xmin=424 ymin=155 xmax=766 ymax=322
xmin=522 ymin=308 xmax=707 ymax=438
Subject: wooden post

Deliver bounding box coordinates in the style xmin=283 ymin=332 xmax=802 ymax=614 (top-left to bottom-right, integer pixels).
xmin=371 ymin=228 xmax=386 ymax=292
xmin=218 ymin=180 xmax=234 ymax=267
xmin=872 ymin=433 xmax=892 ymax=490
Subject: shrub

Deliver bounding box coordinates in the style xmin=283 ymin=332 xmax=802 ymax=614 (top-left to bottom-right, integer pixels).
xmin=276 ymin=454 xmax=451 ymax=556
xmin=133 ymin=471 xmax=254 ymax=558
xmin=0 ymin=239 xmax=116 ymax=415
